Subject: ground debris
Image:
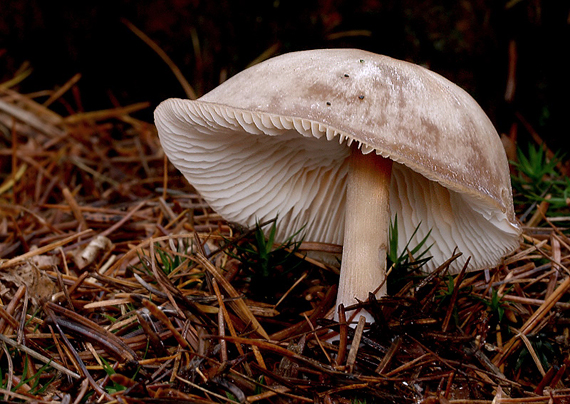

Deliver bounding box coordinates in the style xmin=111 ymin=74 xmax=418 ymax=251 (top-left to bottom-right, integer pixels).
xmin=1 ymin=70 xmax=570 ymax=404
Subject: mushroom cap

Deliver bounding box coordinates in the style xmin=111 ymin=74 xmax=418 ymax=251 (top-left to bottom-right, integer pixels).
xmin=155 ymin=48 xmax=521 ymax=272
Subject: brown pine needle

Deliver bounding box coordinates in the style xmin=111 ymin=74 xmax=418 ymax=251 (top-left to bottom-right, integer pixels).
xmin=0 ymin=98 xmax=64 ymax=137
xmin=345 ymin=315 xmax=366 ymax=373
xmin=141 ymin=298 xmax=190 ymax=350
xmin=61 ymin=102 xmax=150 ymax=124
xmin=194 ymin=252 xmax=270 ymax=340
xmin=0 ymin=229 xmax=94 ymax=268
xmin=494 ymin=274 xmax=570 ymax=366
xmin=0 ymin=63 xmax=33 ymax=90
xmin=43 ymin=73 xmax=82 ymax=107
xmin=123 ymin=19 xmax=197 ymax=99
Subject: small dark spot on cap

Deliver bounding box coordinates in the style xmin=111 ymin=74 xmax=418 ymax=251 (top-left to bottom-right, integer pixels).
xmin=326 ymin=101 xmax=331 ymax=106
xmin=344 ymin=74 xmax=349 ymax=77
xmin=359 ymin=59 xmax=365 ymax=63
xmin=358 ymin=95 xmax=365 ymax=100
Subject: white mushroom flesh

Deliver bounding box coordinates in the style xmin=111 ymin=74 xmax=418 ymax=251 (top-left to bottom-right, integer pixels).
xmin=156 ymin=100 xmax=520 ymax=273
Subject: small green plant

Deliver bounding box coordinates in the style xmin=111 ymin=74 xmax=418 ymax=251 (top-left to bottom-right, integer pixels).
xmin=512 ymin=143 xmax=559 ymax=187
xmin=511 ymin=144 xmax=569 ymax=213
xmin=436 ymin=275 xmax=464 ymax=304
xmin=134 ymin=239 xmax=193 ymax=276
xmin=387 ymin=215 xmax=433 ymax=293
xmin=438 ymin=283 xmax=512 ymax=329
xmin=228 ymin=219 xmax=305 ymax=302
xmin=484 ymin=288 xmax=510 ymax=324
xmin=28 ymin=362 xmax=57 ymax=395
xmin=100 ymin=357 xmax=126 ymax=394
xmin=0 ymin=354 xmax=57 ymax=397
xmin=434 ymin=275 xmax=462 ymax=326
xmin=155 ymin=239 xmax=192 ymax=275
xmin=464 ymin=287 xmax=514 ymax=331
xmin=132 ymin=239 xmax=203 ymax=292
xmin=515 ymin=333 xmax=556 ymax=374
xmin=225 ymin=391 xmax=240 ymax=403
xmin=254 ymin=375 xmax=266 ymax=395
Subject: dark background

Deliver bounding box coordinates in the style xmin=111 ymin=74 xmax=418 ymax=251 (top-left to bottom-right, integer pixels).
xmin=1 ymin=0 xmax=568 ymax=154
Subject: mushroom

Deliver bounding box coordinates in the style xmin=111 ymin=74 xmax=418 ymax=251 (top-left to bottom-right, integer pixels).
xmin=154 ymin=49 xmax=521 ymax=324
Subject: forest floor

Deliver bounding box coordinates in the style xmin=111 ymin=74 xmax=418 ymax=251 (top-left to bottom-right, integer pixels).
xmin=1 ymin=66 xmax=570 ymax=404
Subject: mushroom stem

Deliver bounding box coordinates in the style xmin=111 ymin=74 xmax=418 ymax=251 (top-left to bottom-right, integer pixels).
xmin=335 ymin=145 xmax=393 ymax=324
